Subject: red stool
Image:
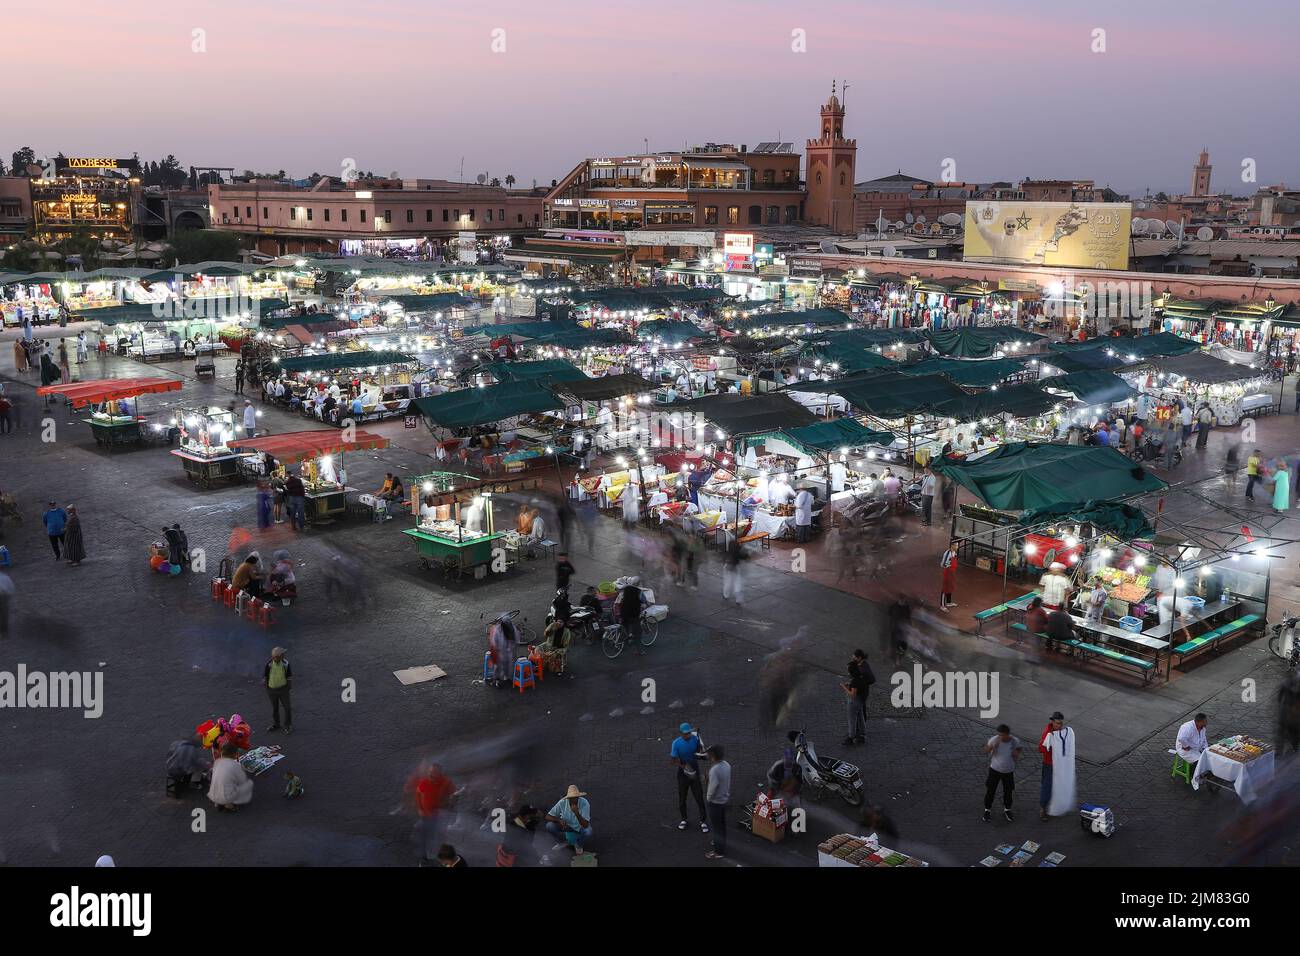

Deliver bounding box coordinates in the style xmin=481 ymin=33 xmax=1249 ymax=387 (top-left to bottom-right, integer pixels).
xmin=528 ymin=646 xmax=544 ymax=682
xmin=244 ymin=597 xmax=260 ymax=621
xmin=255 ymin=602 xmax=276 ymax=628
xmin=512 ymin=658 xmax=536 ymax=694
xmin=222 ymin=584 xmax=238 ymax=608
xmin=210 ymin=578 xmax=225 ymax=601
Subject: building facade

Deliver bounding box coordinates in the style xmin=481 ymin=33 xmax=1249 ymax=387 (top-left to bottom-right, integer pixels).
xmin=208 ymin=178 xmax=545 ymax=255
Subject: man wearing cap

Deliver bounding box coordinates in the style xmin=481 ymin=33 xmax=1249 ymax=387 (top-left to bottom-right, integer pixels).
xmin=1037 ymin=711 xmax=1065 ymax=821
xmin=670 ymin=722 xmax=709 ymax=834
xmin=1039 ymin=563 xmax=1071 ymax=612
xmin=545 ymin=784 xmax=592 ymax=854
xmin=263 ymin=647 xmax=292 ymax=734
xmin=242 ymin=399 xmax=258 ymax=439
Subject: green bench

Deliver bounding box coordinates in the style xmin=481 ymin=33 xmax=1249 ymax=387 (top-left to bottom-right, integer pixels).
xmin=975 ymin=591 xmax=1041 ymax=634
xmin=1172 ymin=614 xmax=1261 ymax=668
xmin=1011 ymin=623 xmax=1157 ymax=684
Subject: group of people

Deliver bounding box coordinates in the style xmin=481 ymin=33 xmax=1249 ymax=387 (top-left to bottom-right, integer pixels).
xmin=230 ymin=550 xmax=298 ymax=604
xmin=41 ymin=501 xmax=85 ymax=565
xmin=978 ymin=712 xmax=1077 ymax=823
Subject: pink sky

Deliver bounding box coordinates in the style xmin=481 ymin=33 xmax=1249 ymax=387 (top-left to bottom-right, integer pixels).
xmin=7 ymin=0 xmax=1297 ymax=194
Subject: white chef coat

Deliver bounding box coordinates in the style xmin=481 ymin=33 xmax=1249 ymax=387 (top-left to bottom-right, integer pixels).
xmin=1175 ymin=719 xmax=1208 ymax=763
xmin=794 ymin=490 xmax=813 ymax=526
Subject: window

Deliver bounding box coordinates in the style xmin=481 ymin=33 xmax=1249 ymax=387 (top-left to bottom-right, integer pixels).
xmin=783 ymin=169 xmax=794 ymax=184
xmin=341 ymin=209 xmax=348 ymax=223
xmin=454 ymin=209 xmax=460 ymax=220
xmin=245 ymin=206 xmax=252 ymax=219
xmin=765 ymin=205 xmax=779 ymax=224
xmin=486 ymin=209 xmax=493 ymax=222
xmin=442 ymin=209 xmax=449 ymax=222
xmin=384 ymin=209 xmax=392 ymax=223
xmin=785 ymin=205 xmax=798 ymax=224
xmin=704 ymin=205 xmax=718 ymax=225
xmin=425 ymin=209 xmax=432 ymax=222
xmin=306 ymin=208 xmax=313 ymax=221
xmin=763 ymin=170 xmax=774 ymax=186
xmin=262 ymin=207 xmax=268 ymax=219
xmin=727 ymin=206 xmax=739 ymax=224
xmin=406 ymin=209 xmax=413 ymax=223
xmin=324 ymin=208 xmax=330 ymax=222
xmin=840 ymin=172 xmax=846 ymax=186
xmin=469 ymin=208 xmax=475 ymax=221
xmin=517 ymin=214 xmax=523 ymax=223
xmin=747 ymin=205 xmax=761 ymax=225
xmin=816 ymin=172 xmax=822 ymax=185
xmin=360 ymin=209 xmax=367 ymax=223
xmin=289 ymin=207 xmax=296 ymax=221
xmin=499 ymin=208 xmax=504 ymax=220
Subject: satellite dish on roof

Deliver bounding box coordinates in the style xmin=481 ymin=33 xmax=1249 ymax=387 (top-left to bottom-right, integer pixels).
xmin=819 ymin=239 xmax=840 ymax=254
xmin=476 ymin=173 xmax=487 ymax=184
xmin=916 ymin=215 xmax=927 ymax=224
xmin=939 ymin=212 xmax=962 ymax=227
xmin=894 ymin=220 xmax=906 ymax=230
xmin=904 ymin=213 xmax=914 ymax=224
xmin=1131 ymin=218 xmax=1148 ymax=235
xmin=1196 ymin=226 xmax=1214 ymax=241
xmin=882 ymin=244 xmax=897 ymax=257
xmin=1146 ymin=220 xmax=1165 ymax=236
xmin=1165 ymin=220 xmax=1184 ymax=240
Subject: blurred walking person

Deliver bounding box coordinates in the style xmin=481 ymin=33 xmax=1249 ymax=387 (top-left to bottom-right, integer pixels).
xmin=63 ymin=505 xmax=85 ymax=566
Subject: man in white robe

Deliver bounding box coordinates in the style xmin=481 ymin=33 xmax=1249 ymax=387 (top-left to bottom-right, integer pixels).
xmin=1175 ymin=713 xmax=1209 ymax=765
xmin=1038 ymin=711 xmax=1077 ymax=818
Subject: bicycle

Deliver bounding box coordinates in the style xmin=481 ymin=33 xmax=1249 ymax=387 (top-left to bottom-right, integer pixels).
xmin=602 ymin=611 xmax=659 ymax=659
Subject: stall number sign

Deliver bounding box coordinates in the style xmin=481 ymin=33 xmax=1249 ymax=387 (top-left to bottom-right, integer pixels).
xmin=404 ymin=415 xmax=419 ymax=429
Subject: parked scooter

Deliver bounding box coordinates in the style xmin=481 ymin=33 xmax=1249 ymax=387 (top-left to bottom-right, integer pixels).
xmin=787 ymin=729 xmax=864 ymax=807
xmin=545 ymin=589 xmax=602 ymax=643
xmin=1269 ymin=611 xmax=1300 ymax=668
xmin=1129 ymin=433 xmax=1182 ymax=466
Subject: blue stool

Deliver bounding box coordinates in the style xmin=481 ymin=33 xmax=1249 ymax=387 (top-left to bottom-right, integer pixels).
xmin=512 ymin=658 xmax=536 ymax=694
xmin=483 ymin=651 xmax=493 ymax=682
xmin=0 ymin=546 xmax=10 ymax=568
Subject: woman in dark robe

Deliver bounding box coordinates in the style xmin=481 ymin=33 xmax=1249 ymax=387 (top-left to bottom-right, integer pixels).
xmin=63 ymin=505 xmax=86 ymax=566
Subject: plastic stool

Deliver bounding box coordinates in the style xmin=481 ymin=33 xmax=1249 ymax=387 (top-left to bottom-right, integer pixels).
xmin=244 ymin=597 xmax=260 ymax=621
xmin=1171 ymin=754 xmax=1193 ymax=784
xmin=210 ymin=577 xmax=227 ymax=601
xmin=0 ymin=545 xmax=11 ymax=568
xmin=528 ymin=646 xmax=544 ymax=682
xmin=255 ymin=601 xmax=276 ymax=628
xmin=512 ymin=658 xmax=536 ymax=694
xmin=483 ymin=651 xmax=493 ymax=682
xmin=223 ymin=584 xmax=238 ymax=608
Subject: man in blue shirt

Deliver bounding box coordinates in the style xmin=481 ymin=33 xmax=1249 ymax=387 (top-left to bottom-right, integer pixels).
xmin=42 ymin=501 xmax=67 ymax=559
xmin=670 ymin=722 xmax=709 ymax=833
xmin=545 ymin=784 xmax=592 ymax=854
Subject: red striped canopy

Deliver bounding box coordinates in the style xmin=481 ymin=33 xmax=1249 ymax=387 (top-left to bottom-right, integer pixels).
xmin=36 ymin=377 xmax=183 ymax=409
xmin=228 ymin=429 xmax=390 ymax=465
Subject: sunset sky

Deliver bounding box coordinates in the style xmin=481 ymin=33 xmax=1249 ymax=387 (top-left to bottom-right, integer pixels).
xmin=8 ymin=0 xmax=1297 ymax=194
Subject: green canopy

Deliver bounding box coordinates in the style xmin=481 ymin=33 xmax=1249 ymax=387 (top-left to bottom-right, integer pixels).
xmin=731 ymin=308 xmax=852 ymax=334
xmin=530 ymin=327 xmax=635 ymax=349
xmin=657 ymin=286 xmax=728 ymax=304
xmin=1038 ymin=349 xmax=1130 ymax=373
xmin=900 ymin=356 xmax=1029 ymax=387
xmin=931 ymin=442 xmax=1167 ymax=512
xmin=637 ymin=319 xmax=708 ymax=344
xmin=460 ymin=320 xmax=559 ymax=339
xmin=797 ymin=342 xmax=897 ymax=374
xmin=571 ymin=287 xmax=673 ymax=311
xmin=273 ymin=350 xmax=416 ymax=373
xmin=1018 ymin=501 xmax=1154 ymax=539
xmin=412 ymin=381 xmax=562 ymax=428
xmin=1040 ymin=371 xmax=1137 ymax=406
xmin=791 ymin=372 xmax=967 ymax=418
xmin=925 ymin=327 xmax=1042 ymax=358
xmin=1048 ymin=331 xmax=1199 ymax=359
xmin=753 ymin=418 xmax=895 ymax=455
xmin=931 ymin=382 xmax=1060 ymax=420
xmin=377 ymin=292 xmax=474 ymax=312
xmin=810 ymin=327 xmax=929 ymax=348
xmin=482 ymin=359 xmax=587 ymax=384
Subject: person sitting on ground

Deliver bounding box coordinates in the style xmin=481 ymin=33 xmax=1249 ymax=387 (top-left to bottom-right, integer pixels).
xmin=231 ymin=554 xmax=263 ymax=597
xmin=166 ymin=734 xmax=213 ymax=790
xmin=267 ymin=549 xmax=297 ymax=602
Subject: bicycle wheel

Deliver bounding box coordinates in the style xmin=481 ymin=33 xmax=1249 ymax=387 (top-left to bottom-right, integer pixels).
xmin=602 ymin=625 xmax=625 ymax=659
xmin=640 ymin=616 xmax=659 ymax=646
xmin=516 ymin=623 xmax=538 ymax=646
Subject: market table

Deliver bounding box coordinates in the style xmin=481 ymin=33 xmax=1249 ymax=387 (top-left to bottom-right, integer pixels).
xmin=403 ymin=527 xmax=506 ymax=577
xmin=1192 ymin=740 xmax=1275 ymax=803
xmin=170 ymin=448 xmax=252 ymax=487
xmin=304 ymin=485 xmax=354 ymax=523
xmin=87 ymin=415 xmax=143 ymax=446
xmin=1143 ymin=600 xmax=1243 ymax=641
xmin=1075 ymin=618 xmax=1169 ymax=652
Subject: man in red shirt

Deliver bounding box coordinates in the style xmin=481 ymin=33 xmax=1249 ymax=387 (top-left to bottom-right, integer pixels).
xmin=407 ymin=763 xmax=456 ymax=865
xmin=1037 ymin=711 xmax=1064 ymax=821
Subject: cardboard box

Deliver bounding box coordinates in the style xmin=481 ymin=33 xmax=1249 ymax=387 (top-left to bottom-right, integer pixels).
xmin=752 ymin=814 xmax=786 ymax=843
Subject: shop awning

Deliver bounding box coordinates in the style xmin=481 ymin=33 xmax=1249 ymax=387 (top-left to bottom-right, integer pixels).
xmin=482 ymin=359 xmax=587 ymax=384
xmin=755 ymin=418 xmax=895 ymax=455
xmin=899 ymin=356 xmax=1029 ymax=388
xmin=412 ymin=381 xmax=562 ymax=428
xmin=925 ymin=327 xmax=1043 ymax=359
xmin=932 ymin=382 xmax=1060 ymax=420
xmin=790 ymin=372 xmax=967 ymax=418
xmin=1039 ymin=371 xmax=1138 ymax=406
xmin=931 ymin=442 xmax=1168 ymax=512
xmin=273 ymin=350 xmax=417 ymax=373
xmin=553 ymin=373 xmax=655 ymax=402
xmin=678 ymin=392 xmax=817 ymax=436
xmin=259 ymin=310 xmax=346 ymax=329
xmin=636 ymin=319 xmax=708 ymax=344
xmin=1144 ymin=352 xmax=1269 ymax=385
xmin=731 ymin=308 xmax=852 ymax=334
xmin=37 ymin=376 xmax=183 ymax=408
xmin=229 ymin=428 xmax=390 ymax=465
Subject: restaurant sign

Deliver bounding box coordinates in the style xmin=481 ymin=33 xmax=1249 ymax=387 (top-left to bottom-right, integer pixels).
xmin=61 ymin=157 xmax=128 ymax=169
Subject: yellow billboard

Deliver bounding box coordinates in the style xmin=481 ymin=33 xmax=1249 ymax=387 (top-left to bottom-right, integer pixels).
xmin=964 ymin=201 xmax=1130 ymax=269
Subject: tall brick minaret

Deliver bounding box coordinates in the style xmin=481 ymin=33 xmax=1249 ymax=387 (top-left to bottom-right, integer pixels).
xmin=1192 ymin=149 xmax=1212 ymax=197
xmin=805 ymin=82 xmax=857 ymax=233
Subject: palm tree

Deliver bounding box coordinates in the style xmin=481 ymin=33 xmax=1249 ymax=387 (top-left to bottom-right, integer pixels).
xmin=505 ymin=175 xmax=516 ymax=188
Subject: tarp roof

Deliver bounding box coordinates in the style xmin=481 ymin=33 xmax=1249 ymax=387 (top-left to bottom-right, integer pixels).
xmin=1040 ymin=370 xmax=1138 ymax=406
xmin=375 ymin=291 xmax=475 ymax=312
xmin=259 ymin=310 xmax=345 ymax=329
xmin=730 ymin=308 xmax=852 ymax=334
xmin=1048 ymin=331 xmax=1200 ymax=359
xmin=1019 ymin=501 xmax=1154 ymax=539
xmin=460 ymin=320 xmax=559 ymax=339
xmin=529 ymin=327 xmax=635 ymax=349
xmin=899 ymin=356 xmax=1029 ymax=387
xmin=805 ymin=327 xmax=929 ymax=348
xmin=36 ymin=376 xmax=183 ymax=408
xmin=790 ymin=371 xmax=967 ymax=418
xmin=656 ymin=286 xmax=728 ymax=303
xmin=553 ymin=373 xmax=655 ymax=402
xmin=925 ymin=327 xmax=1043 ymax=358
xmin=482 ymin=359 xmax=587 ymax=384
xmin=412 ymin=380 xmax=562 ymax=427
xmin=1037 ymin=349 xmax=1131 ymax=373
xmin=1145 ymin=352 xmax=1269 ymax=385
xmin=797 ymin=341 xmax=897 ymax=373
xmin=572 ymin=288 xmax=673 ymax=311
xmin=636 ymin=319 xmax=708 ymax=344
xmin=273 ymin=350 xmax=416 ymax=373
xmin=678 ymin=392 xmax=817 ymax=436
xmin=931 ymin=442 xmax=1167 ymax=512
xmin=755 ymin=418 xmax=895 ymax=454
xmin=932 ymin=382 xmax=1060 ymax=420
xmin=229 ymin=428 xmax=390 ymax=464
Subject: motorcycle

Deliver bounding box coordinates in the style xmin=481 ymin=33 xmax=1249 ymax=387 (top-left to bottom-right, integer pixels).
xmin=1269 ymin=612 xmax=1300 ymax=667
xmin=787 ymin=729 xmax=864 ymax=807
xmin=545 ymin=589 xmax=602 ymax=644
xmin=1129 ymin=434 xmax=1182 ymax=466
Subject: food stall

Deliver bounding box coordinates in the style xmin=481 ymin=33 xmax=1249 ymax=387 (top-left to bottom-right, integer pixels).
xmin=228 ymin=429 xmax=391 ymax=525
xmin=402 ymin=472 xmax=506 ymax=579
xmin=1136 ymin=352 xmax=1279 ymax=426
xmin=169 ymin=406 xmax=252 ymax=487
xmin=37 ymin=377 xmax=183 ymax=448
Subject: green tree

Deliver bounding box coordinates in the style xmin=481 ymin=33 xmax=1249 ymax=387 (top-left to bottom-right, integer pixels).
xmin=490 ymin=177 xmax=501 ymax=187
xmin=505 ymin=175 xmax=515 ymax=188
xmin=11 ymin=146 xmax=36 ymax=174
xmin=166 ymin=228 xmax=243 ymax=264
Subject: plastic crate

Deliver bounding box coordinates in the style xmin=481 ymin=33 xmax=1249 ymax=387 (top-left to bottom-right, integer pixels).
xmin=1118 ymin=616 xmax=1143 ymax=633
xmin=1183 ymin=596 xmax=1206 ymax=610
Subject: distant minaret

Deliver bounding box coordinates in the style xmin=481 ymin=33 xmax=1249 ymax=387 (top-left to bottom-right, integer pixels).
xmin=1192 ymin=149 xmax=1212 ymax=197
xmin=805 ymin=81 xmax=857 ymax=233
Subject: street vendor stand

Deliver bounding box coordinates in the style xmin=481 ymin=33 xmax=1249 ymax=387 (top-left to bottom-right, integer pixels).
xmin=228 ymin=429 xmax=390 ymax=525
xmin=37 ymin=377 xmax=183 ymax=448
xmin=170 ymin=406 xmax=253 ymax=487
xmin=402 ymin=472 xmax=506 ymax=580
